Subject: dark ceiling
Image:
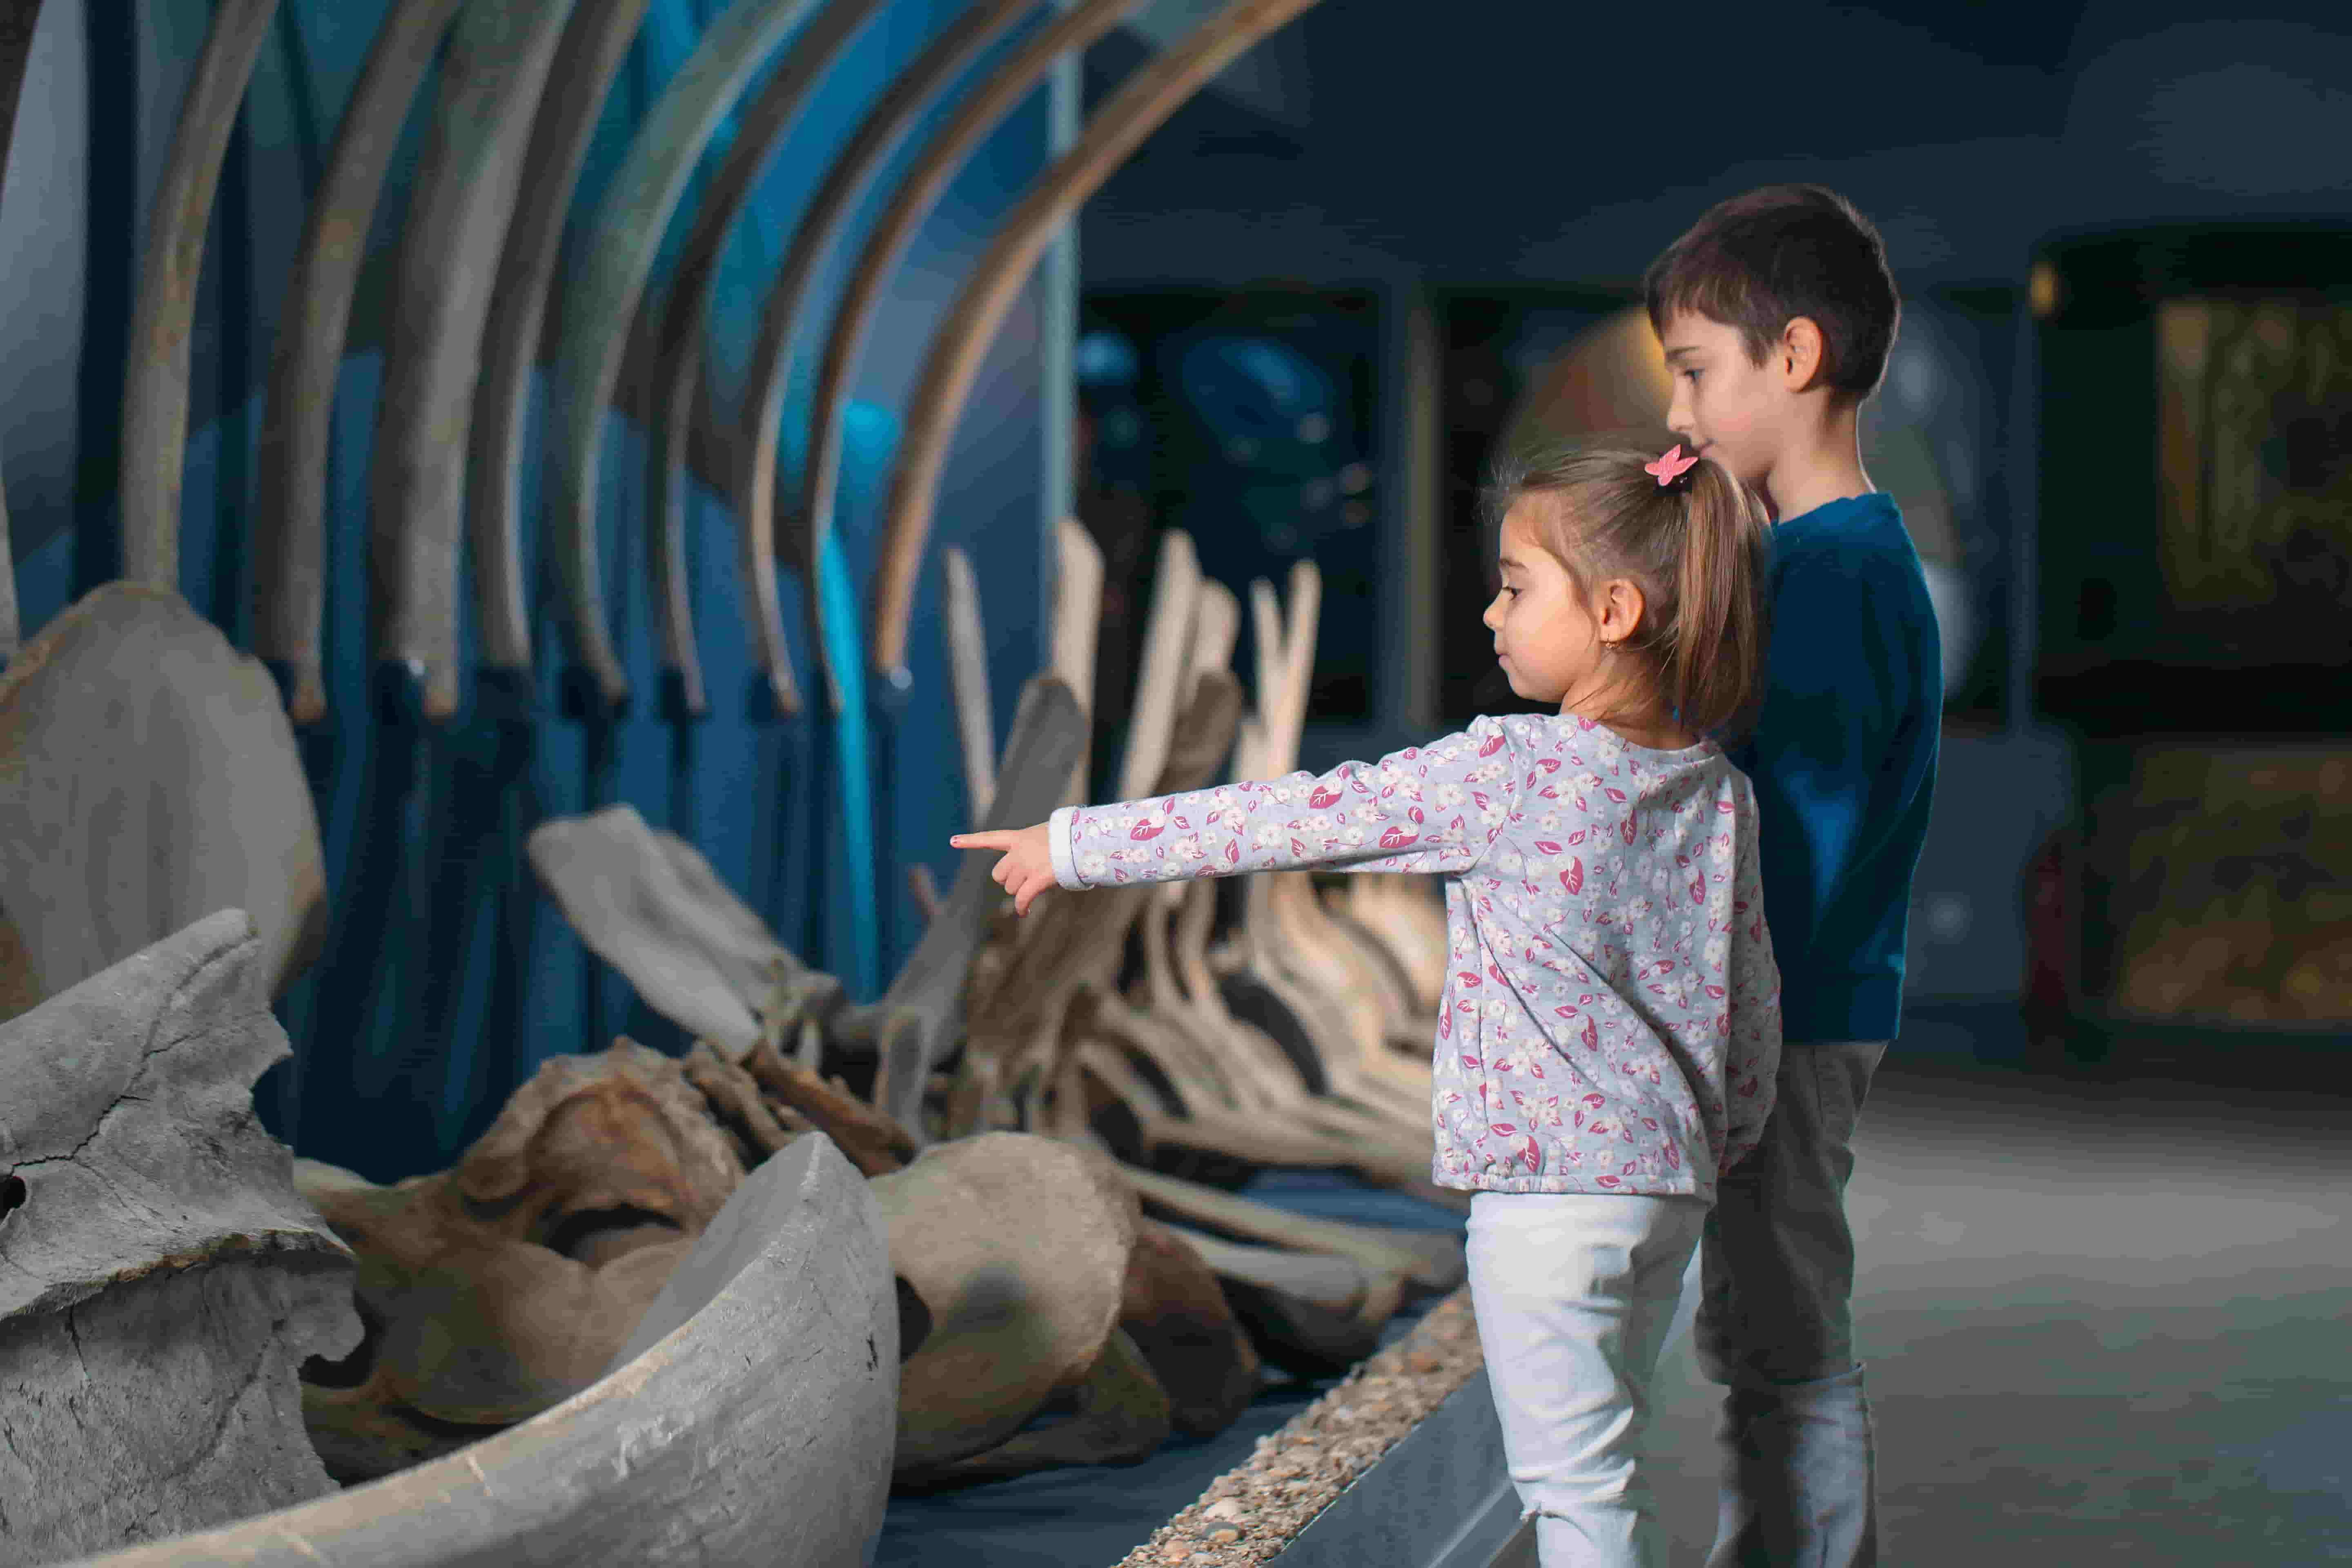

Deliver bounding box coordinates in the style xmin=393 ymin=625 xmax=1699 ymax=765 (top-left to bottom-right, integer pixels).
xmin=1080 ymin=0 xmax=2351 ymax=287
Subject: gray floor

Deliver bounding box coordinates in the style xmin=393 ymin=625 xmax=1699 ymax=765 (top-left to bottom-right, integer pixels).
xmin=878 ymin=1007 xmax=2352 ymax=1564
xmin=1570 ymin=1021 xmax=2352 ymax=1565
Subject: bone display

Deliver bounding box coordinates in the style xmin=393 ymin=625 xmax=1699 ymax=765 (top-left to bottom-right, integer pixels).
xmin=0 ymin=912 xmax=360 ymax=1561
xmin=500 ymin=531 xmax=1463 ymax=1486
xmin=0 ymin=584 xmax=327 ymax=1021
xmin=58 ymin=1134 xmax=897 ymax=1568
xmin=293 ymin=1039 xmax=740 ymax=1481
xmin=2 ymin=0 xmax=1435 ymax=1548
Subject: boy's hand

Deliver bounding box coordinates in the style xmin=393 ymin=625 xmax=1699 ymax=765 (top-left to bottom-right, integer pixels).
xmin=949 ymin=824 xmax=1056 ymax=916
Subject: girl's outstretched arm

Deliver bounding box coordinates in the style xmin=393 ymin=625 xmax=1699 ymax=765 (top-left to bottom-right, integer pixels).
xmin=995 ymin=714 xmax=1519 ymax=898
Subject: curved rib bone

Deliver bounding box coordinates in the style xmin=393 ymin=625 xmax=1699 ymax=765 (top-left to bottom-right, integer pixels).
xmin=370 ymin=0 xmax=582 ymax=717
xmin=252 ymin=0 xmax=472 ymax=720
xmin=745 ymin=0 xmax=1140 ymax=711
xmin=118 ymin=0 xmax=281 ymax=589
xmin=545 ymin=0 xmax=875 ymax=708
xmin=644 ymin=0 xmax=1027 ymax=715
xmin=865 ymin=0 xmax=1325 ymax=686
xmin=461 ymin=0 xmax=659 ymax=683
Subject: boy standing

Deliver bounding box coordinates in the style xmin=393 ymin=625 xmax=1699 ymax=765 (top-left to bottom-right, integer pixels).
xmin=1646 ymin=185 xmax=1941 ymax=1566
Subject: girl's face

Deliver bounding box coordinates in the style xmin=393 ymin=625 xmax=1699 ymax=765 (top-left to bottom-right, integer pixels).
xmin=1484 ymin=500 xmax=1638 ymax=710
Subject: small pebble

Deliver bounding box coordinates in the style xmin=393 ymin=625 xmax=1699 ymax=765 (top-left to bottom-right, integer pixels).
xmin=1208 ymin=1527 xmax=1242 ymax=1544
xmin=1202 ymin=1499 xmax=1244 ymax=1522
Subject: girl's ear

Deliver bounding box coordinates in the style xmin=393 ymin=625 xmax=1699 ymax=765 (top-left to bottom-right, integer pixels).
xmin=1599 ymin=578 xmax=1647 ymax=643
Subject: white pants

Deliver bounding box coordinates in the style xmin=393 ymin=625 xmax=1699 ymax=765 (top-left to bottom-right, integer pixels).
xmin=1467 ymin=1191 xmax=1711 ymax=1568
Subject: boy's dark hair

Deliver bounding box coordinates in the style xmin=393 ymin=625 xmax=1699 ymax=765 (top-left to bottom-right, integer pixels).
xmin=1644 ymin=185 xmax=1900 ymax=405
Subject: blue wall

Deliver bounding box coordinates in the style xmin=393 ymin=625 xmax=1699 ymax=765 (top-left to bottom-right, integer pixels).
xmin=0 ymin=0 xmax=1074 ymax=1181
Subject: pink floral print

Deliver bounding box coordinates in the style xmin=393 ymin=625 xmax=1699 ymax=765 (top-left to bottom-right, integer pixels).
xmin=1047 ymin=713 xmax=1782 ymax=1199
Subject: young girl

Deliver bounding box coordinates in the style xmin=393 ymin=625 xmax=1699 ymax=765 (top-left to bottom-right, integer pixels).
xmin=955 ymin=436 xmax=1782 ymax=1568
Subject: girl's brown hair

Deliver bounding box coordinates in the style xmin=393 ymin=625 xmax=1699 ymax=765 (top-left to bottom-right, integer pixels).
xmin=1486 ymin=431 xmax=1772 ymax=738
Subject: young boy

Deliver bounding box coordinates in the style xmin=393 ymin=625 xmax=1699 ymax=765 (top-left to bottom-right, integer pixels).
xmin=1647 ymin=185 xmax=1941 ymax=1566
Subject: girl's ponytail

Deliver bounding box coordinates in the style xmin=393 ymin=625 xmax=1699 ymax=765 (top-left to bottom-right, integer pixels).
xmin=1669 ymin=459 xmax=1771 ymax=738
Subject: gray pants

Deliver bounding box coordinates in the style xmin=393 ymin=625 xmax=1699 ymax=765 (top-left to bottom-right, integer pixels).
xmin=1695 ymin=1039 xmax=1889 ymax=1568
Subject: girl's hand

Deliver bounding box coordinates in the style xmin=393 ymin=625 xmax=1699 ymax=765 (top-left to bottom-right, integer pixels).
xmin=950 ymin=824 xmax=1057 ymax=915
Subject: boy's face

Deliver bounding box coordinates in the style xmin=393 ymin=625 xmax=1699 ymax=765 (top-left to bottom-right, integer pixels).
xmin=1660 ymin=310 xmax=1788 ymax=494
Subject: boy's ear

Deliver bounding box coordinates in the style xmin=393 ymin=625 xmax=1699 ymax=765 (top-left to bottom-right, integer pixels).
xmin=1778 ymin=316 xmax=1827 ymax=394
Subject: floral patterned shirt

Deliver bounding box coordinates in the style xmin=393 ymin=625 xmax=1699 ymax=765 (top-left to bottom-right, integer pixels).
xmin=1047 ymin=713 xmax=1782 ymax=1199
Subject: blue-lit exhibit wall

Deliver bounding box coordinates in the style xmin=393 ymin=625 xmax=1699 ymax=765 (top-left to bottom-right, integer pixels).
xmin=0 ymin=0 xmax=1074 ymax=1180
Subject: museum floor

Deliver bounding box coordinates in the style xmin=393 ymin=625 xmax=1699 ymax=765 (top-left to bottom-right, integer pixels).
xmin=880 ymin=1003 xmax=2352 ymax=1566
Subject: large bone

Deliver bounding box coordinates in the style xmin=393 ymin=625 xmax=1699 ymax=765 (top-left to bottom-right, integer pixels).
xmin=294 ymin=1040 xmax=744 ymax=1479
xmin=746 ymin=0 xmax=1143 ymax=708
xmin=371 ymin=0 xmax=582 ymax=717
xmin=464 ymin=0 xmax=658 ymax=684
xmin=253 ymin=0 xmax=473 ymax=720
xmin=865 ymin=0 xmax=1326 ymax=688
xmin=0 ymin=584 xmax=327 ymax=1018
xmin=644 ymin=0 xmax=1028 ymax=713
xmin=895 ymin=1329 xmax=1169 ymax=1492
xmin=60 ymin=1135 xmax=896 ymax=1568
xmin=0 ymin=0 xmax=47 ymax=662
xmin=0 ymin=912 xmax=359 ymax=1561
xmin=117 ymin=0 xmax=281 ymax=587
xmin=546 ymin=0 xmax=877 ymax=708
xmin=526 ymin=804 xmax=812 ymax=1054
xmin=875 ymin=1132 xmax=1140 ymax=1479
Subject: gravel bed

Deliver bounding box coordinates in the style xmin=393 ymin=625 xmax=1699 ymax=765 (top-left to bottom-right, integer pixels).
xmin=1111 ymin=1287 xmax=1486 ymax=1567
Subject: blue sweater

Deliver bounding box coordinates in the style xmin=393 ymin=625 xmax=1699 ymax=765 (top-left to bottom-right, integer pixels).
xmin=1728 ymin=492 xmax=1940 ymax=1045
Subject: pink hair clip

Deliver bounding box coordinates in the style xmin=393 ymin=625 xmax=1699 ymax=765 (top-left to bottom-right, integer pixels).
xmin=1645 ymin=444 xmax=1700 ymax=487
